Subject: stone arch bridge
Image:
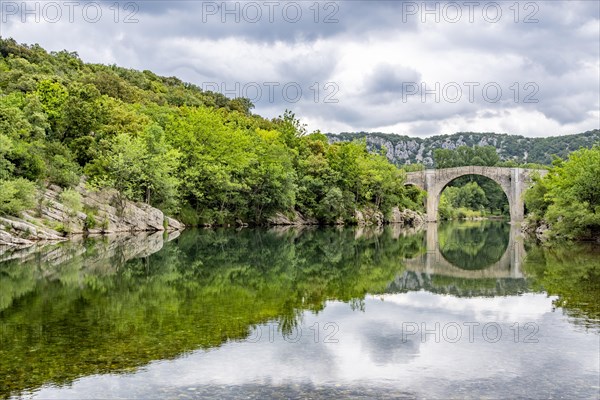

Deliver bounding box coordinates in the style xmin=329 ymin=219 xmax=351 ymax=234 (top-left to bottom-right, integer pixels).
xmin=405 ymin=166 xmax=547 ymax=222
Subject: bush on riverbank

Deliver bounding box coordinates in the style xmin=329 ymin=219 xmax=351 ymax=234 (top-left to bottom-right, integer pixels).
xmin=524 ymin=146 xmax=600 ymax=241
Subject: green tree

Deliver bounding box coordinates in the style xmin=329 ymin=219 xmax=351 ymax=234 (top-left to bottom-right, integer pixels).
xmin=87 ymin=129 xmax=180 ymax=212
xmin=35 ymin=79 xmax=68 ymax=134
xmin=434 ymin=145 xmax=499 ymax=168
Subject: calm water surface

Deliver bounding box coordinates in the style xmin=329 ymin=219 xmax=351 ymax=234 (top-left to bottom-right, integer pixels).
xmin=1 ymin=221 xmax=599 ymax=399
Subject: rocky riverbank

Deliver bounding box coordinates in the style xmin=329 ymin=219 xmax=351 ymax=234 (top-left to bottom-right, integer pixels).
xmin=1 ymin=182 xmax=425 ymax=249
xmin=267 ymin=207 xmax=425 ymax=227
xmin=521 ymin=218 xmax=551 ymax=242
xmin=0 ymin=184 xmax=184 ymax=248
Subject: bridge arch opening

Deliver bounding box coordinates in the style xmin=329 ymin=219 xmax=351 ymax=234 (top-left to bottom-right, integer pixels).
xmin=437 ymin=174 xmax=510 ymax=220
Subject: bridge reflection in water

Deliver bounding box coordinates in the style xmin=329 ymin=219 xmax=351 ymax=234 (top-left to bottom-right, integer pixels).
xmin=388 ymin=221 xmax=529 ymax=296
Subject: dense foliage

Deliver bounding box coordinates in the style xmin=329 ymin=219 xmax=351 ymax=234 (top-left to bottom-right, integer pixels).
xmin=524 ymin=146 xmax=600 ymax=240
xmin=433 ymin=145 xmax=500 ymax=168
xmin=0 ymin=39 xmax=421 ymax=224
xmin=330 ymin=130 xmax=600 ymax=166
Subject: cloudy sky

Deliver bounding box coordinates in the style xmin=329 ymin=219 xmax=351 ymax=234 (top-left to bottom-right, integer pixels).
xmin=1 ymin=0 xmax=599 ymax=137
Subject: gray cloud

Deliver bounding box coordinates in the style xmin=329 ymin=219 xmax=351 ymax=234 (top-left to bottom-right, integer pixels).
xmin=1 ymin=0 xmax=598 ymax=136
xmin=364 ymin=64 xmax=422 ymax=95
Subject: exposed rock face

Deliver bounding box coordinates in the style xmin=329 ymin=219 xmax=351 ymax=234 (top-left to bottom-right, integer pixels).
xmin=353 ymin=210 xmax=425 ymax=238
xmin=386 ymin=207 xmax=425 ymax=227
xmin=0 ymin=217 xmax=65 ymax=246
xmin=534 ymin=222 xmax=551 ymax=241
xmin=0 ymin=184 xmax=184 ymax=248
xmin=267 ymin=210 xmax=319 ymax=226
xmin=354 ymin=207 xmax=425 ymax=227
xmin=268 ymin=208 xmax=424 ymax=227
xmin=166 ymin=216 xmax=185 ymax=231
xmin=354 ymin=208 xmax=384 ymax=226
xmin=521 ymin=216 xmax=551 ymax=241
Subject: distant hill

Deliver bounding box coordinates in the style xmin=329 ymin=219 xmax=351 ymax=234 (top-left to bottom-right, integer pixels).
xmin=326 ymin=130 xmax=600 ymax=167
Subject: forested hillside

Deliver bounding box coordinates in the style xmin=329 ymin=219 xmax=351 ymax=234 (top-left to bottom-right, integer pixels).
xmin=0 ymin=39 xmax=422 ymax=226
xmin=328 ymin=130 xmax=600 ymax=167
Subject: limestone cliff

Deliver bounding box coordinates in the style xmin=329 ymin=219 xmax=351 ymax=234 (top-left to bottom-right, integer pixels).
xmin=327 ymin=130 xmax=600 ymax=167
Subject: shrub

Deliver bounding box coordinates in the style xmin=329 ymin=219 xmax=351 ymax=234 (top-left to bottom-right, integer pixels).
xmin=84 ymin=213 xmax=96 ymax=230
xmin=59 ymin=188 xmax=82 ymax=216
xmin=83 ymin=205 xmax=98 ymax=230
xmin=178 ymin=204 xmax=199 ymax=226
xmin=55 ymin=223 xmax=70 ymax=235
xmin=0 ymin=178 xmax=36 ymax=216
xmin=438 ymin=195 xmax=454 ymax=220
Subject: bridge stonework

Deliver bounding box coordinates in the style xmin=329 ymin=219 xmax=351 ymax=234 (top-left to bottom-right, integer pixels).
xmin=405 ymin=166 xmax=547 ymax=223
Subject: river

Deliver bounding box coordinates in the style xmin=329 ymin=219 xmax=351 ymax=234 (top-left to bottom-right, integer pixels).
xmin=1 ymin=221 xmax=598 ymax=399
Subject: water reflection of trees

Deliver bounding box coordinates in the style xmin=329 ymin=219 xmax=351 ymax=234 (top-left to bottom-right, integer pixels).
xmin=438 ymin=221 xmax=510 ymax=270
xmin=523 ymin=243 xmax=600 ymax=329
xmin=2 ymin=225 xmax=597 ymax=398
xmin=0 ymin=227 xmax=423 ymax=398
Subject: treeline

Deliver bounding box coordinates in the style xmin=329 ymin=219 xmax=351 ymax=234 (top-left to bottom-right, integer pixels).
xmin=524 ymin=146 xmax=600 ymax=241
xmin=0 ymin=38 xmax=422 ymax=225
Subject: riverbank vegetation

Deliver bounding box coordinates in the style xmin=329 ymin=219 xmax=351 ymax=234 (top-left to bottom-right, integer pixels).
xmin=524 ymin=146 xmax=600 ymax=241
xmin=0 ymin=39 xmax=423 ymax=226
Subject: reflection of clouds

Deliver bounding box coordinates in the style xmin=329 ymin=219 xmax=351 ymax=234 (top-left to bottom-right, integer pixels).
xmin=274 ymin=326 xmax=339 ymax=378
xmin=377 ymin=292 xmax=555 ymax=323
xmin=32 ymin=294 xmax=599 ymax=400
xmin=360 ymin=321 xmax=420 ymax=365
